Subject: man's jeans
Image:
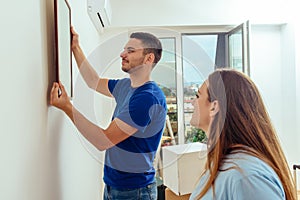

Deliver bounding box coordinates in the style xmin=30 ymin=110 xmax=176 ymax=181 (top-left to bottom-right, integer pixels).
xmin=103 ymin=182 xmax=157 ymax=200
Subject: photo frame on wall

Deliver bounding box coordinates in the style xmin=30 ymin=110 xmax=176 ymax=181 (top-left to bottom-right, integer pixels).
xmin=54 ymin=0 xmax=72 ymax=97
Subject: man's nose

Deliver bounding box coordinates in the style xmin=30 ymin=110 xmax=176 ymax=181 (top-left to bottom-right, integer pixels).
xmin=120 ymin=50 xmax=127 ymax=58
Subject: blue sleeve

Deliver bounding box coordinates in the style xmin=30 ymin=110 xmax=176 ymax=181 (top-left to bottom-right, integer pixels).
xmin=232 ymin=174 xmax=285 ymax=200
xmin=108 ymin=79 xmax=119 ymax=96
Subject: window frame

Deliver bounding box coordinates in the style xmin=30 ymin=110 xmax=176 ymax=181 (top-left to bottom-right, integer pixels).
xmin=128 ymin=24 xmax=250 ymax=144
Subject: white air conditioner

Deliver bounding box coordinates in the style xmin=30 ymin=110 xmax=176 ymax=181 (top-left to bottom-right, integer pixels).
xmin=87 ymin=0 xmax=112 ymax=34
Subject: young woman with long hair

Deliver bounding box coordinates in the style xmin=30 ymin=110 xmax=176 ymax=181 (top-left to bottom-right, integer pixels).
xmin=189 ymin=69 xmax=296 ymax=200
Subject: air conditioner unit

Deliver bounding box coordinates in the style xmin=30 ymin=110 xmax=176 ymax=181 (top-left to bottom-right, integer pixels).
xmin=87 ymin=0 xmax=112 ymax=34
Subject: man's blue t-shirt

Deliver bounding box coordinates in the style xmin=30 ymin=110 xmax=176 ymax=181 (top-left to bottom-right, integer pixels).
xmin=104 ymin=78 xmax=167 ymax=189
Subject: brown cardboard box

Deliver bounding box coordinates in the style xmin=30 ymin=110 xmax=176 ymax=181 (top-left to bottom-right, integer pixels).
xmin=165 ymin=188 xmax=191 ymax=200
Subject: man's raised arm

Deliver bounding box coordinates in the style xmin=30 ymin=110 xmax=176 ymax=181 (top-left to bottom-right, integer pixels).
xmin=71 ymin=26 xmax=112 ymax=97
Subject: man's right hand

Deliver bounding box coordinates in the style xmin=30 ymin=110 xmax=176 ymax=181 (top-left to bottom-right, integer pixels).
xmin=71 ymin=26 xmax=80 ymax=51
xmin=69 ymin=26 xmax=111 ymax=97
xmin=70 ymin=26 xmax=86 ymax=69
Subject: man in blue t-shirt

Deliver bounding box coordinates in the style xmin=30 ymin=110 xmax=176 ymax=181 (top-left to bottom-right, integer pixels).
xmin=50 ymin=28 xmax=167 ymax=200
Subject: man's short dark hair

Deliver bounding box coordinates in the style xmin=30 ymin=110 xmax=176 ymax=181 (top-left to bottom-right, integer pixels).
xmin=130 ymin=32 xmax=162 ymax=67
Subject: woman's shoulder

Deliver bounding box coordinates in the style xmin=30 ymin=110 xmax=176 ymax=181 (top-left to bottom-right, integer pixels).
xmin=220 ymin=152 xmax=279 ymax=181
xmin=218 ymin=152 xmax=285 ymax=199
xmin=190 ymin=152 xmax=285 ymax=200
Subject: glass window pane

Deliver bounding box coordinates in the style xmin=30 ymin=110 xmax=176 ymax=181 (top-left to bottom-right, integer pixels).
xmin=229 ymin=29 xmax=243 ymax=72
xmin=182 ymin=35 xmax=217 ymax=143
xmin=152 ymin=38 xmax=178 ymax=143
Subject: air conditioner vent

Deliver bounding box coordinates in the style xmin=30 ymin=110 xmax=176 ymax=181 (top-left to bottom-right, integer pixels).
xmin=97 ymin=12 xmax=105 ymax=28
xmin=87 ymin=0 xmax=112 ymax=33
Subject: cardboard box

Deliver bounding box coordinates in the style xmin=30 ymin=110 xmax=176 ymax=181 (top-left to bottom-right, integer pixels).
xmin=165 ymin=188 xmax=190 ymax=200
xmin=162 ymin=142 xmax=207 ymax=196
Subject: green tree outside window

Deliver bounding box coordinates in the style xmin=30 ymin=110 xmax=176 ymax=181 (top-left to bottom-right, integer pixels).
xmin=186 ymin=127 xmax=207 ymax=143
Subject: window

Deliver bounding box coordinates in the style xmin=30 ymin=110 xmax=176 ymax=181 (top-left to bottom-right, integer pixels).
xmin=150 ymin=23 xmax=250 ymax=144
xmin=182 ymin=34 xmax=217 ymax=143
xmin=227 ymin=21 xmax=250 ymax=75
xmin=152 ymin=38 xmax=178 ymax=143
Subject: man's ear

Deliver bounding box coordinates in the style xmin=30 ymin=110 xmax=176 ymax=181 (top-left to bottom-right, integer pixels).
xmin=144 ymin=53 xmax=155 ymax=64
xmin=209 ymin=100 xmax=219 ymax=117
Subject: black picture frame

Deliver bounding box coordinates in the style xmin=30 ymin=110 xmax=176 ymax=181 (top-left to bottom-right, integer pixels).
xmin=54 ymin=0 xmax=72 ymax=97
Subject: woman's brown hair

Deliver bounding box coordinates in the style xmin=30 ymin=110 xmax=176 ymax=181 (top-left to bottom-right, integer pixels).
xmin=197 ymin=69 xmax=296 ymax=200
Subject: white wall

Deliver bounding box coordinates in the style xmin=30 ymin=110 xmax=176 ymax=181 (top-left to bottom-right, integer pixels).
xmin=288 ymin=0 xmax=300 ymax=187
xmin=0 ymin=0 xmax=108 ymax=199
xmin=0 ymin=0 xmax=299 ymax=199
xmin=110 ymin=0 xmax=288 ymax=26
xmin=296 ymin=23 xmax=300 ymax=191
xmin=46 ymin=0 xmax=107 ymax=200
xmin=250 ymin=24 xmax=299 ymax=167
xmin=0 ymin=0 xmax=49 ymax=199
xmin=287 ymin=0 xmax=300 ymax=186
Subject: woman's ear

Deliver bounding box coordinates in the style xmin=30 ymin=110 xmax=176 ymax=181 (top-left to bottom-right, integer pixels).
xmin=209 ymin=100 xmax=219 ymax=117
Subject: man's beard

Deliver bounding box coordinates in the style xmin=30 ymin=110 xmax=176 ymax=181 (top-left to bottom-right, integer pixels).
xmin=122 ymin=63 xmax=144 ymax=74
